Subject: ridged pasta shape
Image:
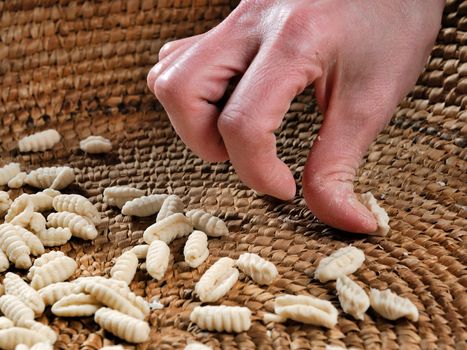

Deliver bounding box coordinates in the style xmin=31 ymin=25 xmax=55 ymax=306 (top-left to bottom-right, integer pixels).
xmin=79 ymin=135 xmax=112 ymax=154
xmin=314 ymin=246 xmax=365 ymax=283
xmin=360 ymin=192 xmax=390 ymax=235
xmin=130 ymin=244 xmax=149 ymax=259
xmin=15 ymin=342 xmax=53 ymax=350
xmin=236 ymin=253 xmax=278 ymax=285
xmin=47 ymin=211 xmax=98 ymax=240
xmin=5 ymin=194 xmax=34 ymax=227
xmin=0 ymin=248 xmax=9 ymax=272
xmin=156 ymin=195 xmax=184 ymax=222
xmin=143 ymin=213 xmax=193 ymax=245
xmin=7 ymin=171 xmax=26 ymax=189
xmin=0 ymin=316 xmax=14 ymax=330
xmin=51 ymin=293 xmax=100 ymax=317
xmin=94 ymin=307 xmax=150 ymax=343
xmin=29 ymin=189 xmax=61 ymax=212
xmin=37 ymin=227 xmax=72 ymax=247
xmin=146 ymin=240 xmax=170 ymax=280
xmin=28 ymin=251 xmax=64 ymax=279
xmin=184 ymin=230 xmax=209 ymax=268
xmin=4 ymin=273 xmax=45 ymax=316
xmin=274 ymin=294 xmax=338 ymax=328
xmin=369 ymin=288 xmax=419 ymax=321
xmin=25 ymin=166 xmax=75 ymax=190
xmin=110 ymin=251 xmax=139 ymax=285
xmin=0 ymin=191 xmax=11 ymax=217
xmin=185 ymin=343 xmax=212 ymax=350
xmin=10 ymin=225 xmax=44 ymax=256
xmin=53 ymin=194 xmax=100 ymax=224
xmin=103 ymin=186 xmax=145 ymax=209
xmin=0 ymin=223 xmax=32 ymax=269
xmin=0 ymin=327 xmax=48 ymax=350
xmin=23 ymin=320 xmax=57 ymax=344
xmin=0 ymin=294 xmax=35 ymax=326
xmin=18 ymin=129 xmax=61 ymax=152
xmin=190 ymin=305 xmax=251 ymax=333
xmin=122 ymin=194 xmax=168 ymax=217
xmin=195 ymin=257 xmax=239 ymax=303
xmin=30 ymin=255 xmax=78 ymax=290
xmin=262 ymin=312 xmax=286 ymax=324
xmin=336 ymin=275 xmax=370 ymax=320
xmin=185 ymin=209 xmax=228 ymax=237
xmin=28 ymin=212 xmax=47 ymax=235
xmin=38 ymin=282 xmax=80 ymax=306
xmin=80 ymin=280 xmax=146 ymax=320
xmin=0 ymin=163 xmax=21 ymax=186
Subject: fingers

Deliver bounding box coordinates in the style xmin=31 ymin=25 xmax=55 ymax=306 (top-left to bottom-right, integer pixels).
xmin=158 ymin=34 xmax=204 ymax=60
xmin=218 ymin=49 xmax=322 ymax=200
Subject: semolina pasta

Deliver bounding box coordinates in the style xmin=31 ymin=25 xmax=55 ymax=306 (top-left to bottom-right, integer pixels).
xmin=195 ymin=257 xmax=239 ymax=303
xmin=146 ymin=240 xmax=170 ymax=281
xmin=30 ymin=255 xmax=78 ymax=290
xmin=235 ymin=252 xmax=278 ymax=285
xmin=29 ymin=189 xmax=61 ymax=212
xmin=5 ymin=194 xmax=34 ymax=227
xmin=28 ymin=212 xmax=47 ymax=235
xmin=94 ymin=307 xmax=150 ymax=343
xmin=262 ymin=312 xmax=286 ymax=324
xmin=4 ymin=272 xmax=45 ymax=316
xmin=0 ymin=191 xmax=11 ymax=217
xmin=28 ymin=251 xmax=65 ymax=280
xmin=122 ymin=194 xmax=168 ymax=217
xmin=15 ymin=342 xmax=53 ymax=350
xmin=51 ymin=293 xmax=100 ymax=317
xmin=10 ymin=225 xmax=45 ymax=256
xmin=79 ymin=135 xmax=112 ymax=154
xmin=110 ymin=251 xmax=139 ymax=285
xmin=18 ymin=129 xmax=61 ymax=153
xmin=314 ymin=246 xmax=365 ymax=283
xmin=369 ymin=288 xmax=419 ymax=322
xmin=274 ymin=294 xmax=338 ymax=328
xmin=143 ymin=213 xmax=193 ymax=245
xmin=156 ymin=195 xmax=184 ymax=222
xmin=38 ymin=282 xmax=80 ymax=306
xmin=25 ymin=166 xmax=75 ymax=190
xmin=103 ymin=186 xmax=145 ymax=209
xmin=336 ymin=275 xmax=369 ymax=320
xmin=130 ymin=244 xmax=149 ymax=259
xmin=52 ymin=194 xmax=100 ymax=224
xmin=47 ymin=211 xmax=98 ymax=240
xmin=0 ymin=248 xmax=9 ymax=272
xmin=7 ymin=171 xmax=26 ymax=189
xmin=23 ymin=320 xmax=57 ymax=344
xmin=190 ymin=305 xmax=251 ymax=333
xmin=0 ymin=223 xmax=32 ymax=269
xmin=360 ymin=192 xmax=390 ymax=235
xmin=184 ymin=230 xmax=209 ymax=268
xmin=0 ymin=316 xmax=14 ymax=330
xmin=37 ymin=227 xmax=72 ymax=247
xmin=185 ymin=209 xmax=228 ymax=237
xmin=184 ymin=343 xmax=213 ymax=350
xmin=0 ymin=327 xmax=48 ymax=350
xmin=0 ymin=294 xmax=35 ymax=326
xmin=0 ymin=163 xmax=21 ymax=186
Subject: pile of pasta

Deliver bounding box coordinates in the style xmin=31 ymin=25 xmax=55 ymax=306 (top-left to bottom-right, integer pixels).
xmin=0 ymin=130 xmax=415 ymax=350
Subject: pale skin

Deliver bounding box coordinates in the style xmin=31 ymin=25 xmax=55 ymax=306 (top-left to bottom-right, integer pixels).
xmin=148 ymin=0 xmax=445 ymax=234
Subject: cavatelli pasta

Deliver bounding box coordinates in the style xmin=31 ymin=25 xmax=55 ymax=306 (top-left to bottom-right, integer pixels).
xmin=314 ymin=246 xmax=365 ymax=283
xmin=37 ymin=227 xmax=72 ymax=247
xmin=0 ymin=327 xmax=48 ymax=350
xmin=7 ymin=171 xmax=26 ymax=189
xmin=47 ymin=211 xmax=98 ymax=240
xmin=0 ymin=249 xmax=9 ymax=272
xmin=190 ymin=305 xmax=251 ymax=333
xmin=23 ymin=320 xmax=57 ymax=344
xmin=0 ymin=316 xmax=14 ymax=330
xmin=29 ymin=189 xmax=61 ymax=212
xmin=79 ymin=135 xmax=112 ymax=154
xmin=195 ymin=257 xmax=239 ymax=303
xmin=0 ymin=223 xmax=32 ymax=269
xmin=16 ymin=342 xmax=53 ymax=350
xmin=130 ymin=244 xmax=149 ymax=259
xmin=51 ymin=293 xmax=100 ymax=317
xmin=4 ymin=273 xmax=45 ymax=316
xmin=0 ymin=191 xmax=11 ymax=217
xmin=30 ymin=255 xmax=78 ymax=290
xmin=185 ymin=209 xmax=228 ymax=237
xmin=110 ymin=251 xmax=139 ymax=285
xmin=0 ymin=294 xmax=35 ymax=326
xmin=103 ymin=186 xmax=145 ymax=209
xmin=146 ymin=240 xmax=170 ymax=280
xmin=28 ymin=251 xmax=64 ymax=280
xmin=336 ymin=275 xmax=369 ymax=320
xmin=156 ymin=195 xmax=184 ymax=222
xmin=5 ymin=194 xmax=34 ymax=227
xmin=38 ymin=282 xmax=80 ymax=306
xmin=18 ymin=129 xmax=61 ymax=153
xmin=143 ymin=213 xmax=193 ymax=245
xmin=236 ymin=252 xmax=278 ymax=285
xmin=184 ymin=343 xmax=213 ymax=350
xmin=370 ymin=288 xmax=419 ymax=321
xmin=184 ymin=230 xmax=209 ymax=268
xmin=9 ymin=225 xmax=44 ymax=256
xmin=360 ymin=192 xmax=390 ymax=235
xmin=122 ymin=194 xmax=168 ymax=217
xmin=52 ymin=194 xmax=100 ymax=224
xmin=0 ymin=163 xmax=21 ymax=186
xmin=28 ymin=212 xmax=47 ymax=235
xmin=25 ymin=167 xmax=75 ymax=190
xmin=94 ymin=307 xmax=150 ymax=343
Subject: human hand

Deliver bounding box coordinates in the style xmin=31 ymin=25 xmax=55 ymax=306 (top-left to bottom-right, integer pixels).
xmin=147 ymin=0 xmax=444 ymax=234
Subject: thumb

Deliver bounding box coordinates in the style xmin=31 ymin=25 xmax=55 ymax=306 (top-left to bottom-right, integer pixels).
xmin=303 ymin=101 xmax=391 ymax=234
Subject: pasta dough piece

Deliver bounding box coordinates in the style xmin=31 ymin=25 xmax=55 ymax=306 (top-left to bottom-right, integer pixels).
xmin=130 ymin=244 xmax=149 ymax=259
xmin=94 ymin=307 xmax=150 ymax=343
xmin=28 ymin=213 xmax=47 ymax=235
xmin=0 ymin=191 xmax=11 ymax=217
xmin=7 ymin=172 xmax=26 ymax=189
xmin=0 ymin=248 xmax=9 ymax=272
xmin=184 ymin=230 xmax=209 ymax=268
xmin=156 ymin=195 xmax=184 ymax=221
xmin=110 ymin=251 xmax=139 ymax=285
xmin=336 ymin=275 xmax=370 ymax=320
xmin=103 ymin=186 xmax=145 ymax=209
xmin=30 ymin=255 xmax=78 ymax=290
xmin=28 ymin=251 xmax=64 ymax=280
xmin=9 ymin=225 xmax=44 ymax=256
xmin=235 ymin=252 xmax=278 ymax=285
xmin=262 ymin=312 xmax=286 ymax=324
xmin=195 ymin=257 xmax=239 ymax=303
xmin=143 ymin=213 xmax=193 ymax=245
xmin=0 ymin=327 xmax=48 ymax=350
xmin=51 ymin=293 xmax=100 ymax=317
xmin=100 ymin=346 xmax=125 ymax=350
xmin=18 ymin=129 xmax=61 ymax=153
xmin=4 ymin=273 xmax=45 ymax=316
xmin=47 ymin=211 xmax=98 ymax=240
xmin=146 ymin=240 xmax=170 ymax=280
xmin=185 ymin=209 xmax=228 ymax=237
xmin=37 ymin=227 xmax=72 ymax=247
xmin=0 ymin=163 xmax=21 ymax=186
xmin=122 ymin=194 xmax=168 ymax=217
xmin=5 ymin=194 xmax=34 ymax=227
xmin=0 ymin=295 xmax=35 ymax=326
xmin=360 ymin=192 xmax=390 ymax=235
xmin=0 ymin=316 xmax=14 ymax=330
xmin=274 ymin=294 xmax=338 ymax=328
xmin=38 ymin=282 xmax=80 ymax=306
xmin=29 ymin=189 xmax=61 ymax=212
xmin=16 ymin=343 xmax=53 ymax=350
xmin=0 ymin=223 xmax=32 ymax=269
xmin=23 ymin=320 xmax=57 ymax=344
xmin=25 ymin=167 xmax=75 ymax=190
xmin=369 ymin=288 xmax=419 ymax=321
xmin=314 ymin=246 xmax=365 ymax=283
xmin=185 ymin=343 xmax=212 ymax=350
xmin=52 ymin=194 xmax=100 ymax=224
xmin=79 ymin=135 xmax=112 ymax=154
xmin=190 ymin=305 xmax=251 ymax=333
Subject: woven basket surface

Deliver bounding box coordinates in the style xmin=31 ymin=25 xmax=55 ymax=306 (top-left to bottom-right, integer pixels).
xmin=0 ymin=0 xmax=466 ymax=349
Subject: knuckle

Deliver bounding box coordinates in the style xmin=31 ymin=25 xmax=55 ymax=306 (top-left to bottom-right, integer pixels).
xmin=153 ymin=74 xmax=181 ymax=102
xmin=217 ymin=108 xmax=251 ymax=138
